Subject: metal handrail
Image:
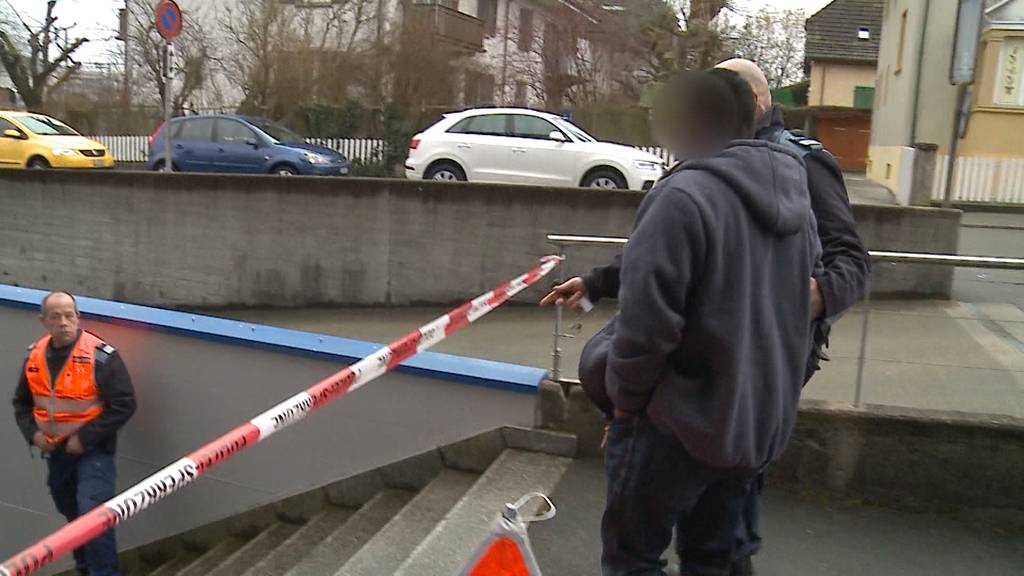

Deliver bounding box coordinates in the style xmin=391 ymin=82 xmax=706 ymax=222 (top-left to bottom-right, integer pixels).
xmin=546 ymin=234 xmax=1024 ymax=270
xmin=544 ymin=233 xmax=1024 ymax=407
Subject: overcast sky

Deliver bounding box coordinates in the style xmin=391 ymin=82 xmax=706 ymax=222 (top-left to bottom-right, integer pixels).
xmin=6 ymin=0 xmax=836 ymax=64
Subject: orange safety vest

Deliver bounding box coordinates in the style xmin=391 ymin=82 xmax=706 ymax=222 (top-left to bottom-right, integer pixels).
xmin=25 ymin=331 xmax=106 ymax=442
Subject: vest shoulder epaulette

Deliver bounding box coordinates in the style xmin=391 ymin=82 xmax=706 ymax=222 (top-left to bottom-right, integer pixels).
xmin=96 ymin=343 xmax=116 ymax=361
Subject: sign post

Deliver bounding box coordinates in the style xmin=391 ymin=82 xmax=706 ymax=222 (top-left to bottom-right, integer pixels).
xmin=155 ymin=0 xmax=182 ymax=173
xmin=944 ymin=0 xmax=985 ymax=206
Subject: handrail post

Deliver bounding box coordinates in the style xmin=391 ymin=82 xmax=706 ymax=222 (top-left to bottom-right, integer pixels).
xmin=551 ymin=247 xmax=565 ymax=382
xmin=854 ymin=282 xmax=872 ymax=407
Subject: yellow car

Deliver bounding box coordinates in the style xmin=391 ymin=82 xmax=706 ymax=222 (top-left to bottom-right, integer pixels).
xmin=0 ymin=111 xmax=114 ymax=169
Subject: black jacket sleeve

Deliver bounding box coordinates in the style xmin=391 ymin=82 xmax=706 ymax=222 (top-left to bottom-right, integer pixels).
xmin=805 ymin=150 xmax=871 ymax=318
xmin=12 ymin=359 xmax=38 ymax=445
xmin=582 ymin=252 xmax=623 ymax=303
xmin=75 ymin=350 xmax=136 ymax=451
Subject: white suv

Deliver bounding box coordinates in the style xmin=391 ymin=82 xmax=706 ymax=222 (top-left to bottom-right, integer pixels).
xmin=405 ymin=108 xmax=665 ymax=190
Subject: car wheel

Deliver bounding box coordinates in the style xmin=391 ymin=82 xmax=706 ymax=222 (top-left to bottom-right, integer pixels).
xmin=425 ymin=162 xmax=466 ymax=182
xmin=274 ymin=165 xmax=298 ymax=176
xmin=27 ymin=157 xmax=50 ymax=170
xmin=582 ymin=169 xmax=627 ymax=189
xmin=152 ymin=160 xmax=173 ymax=172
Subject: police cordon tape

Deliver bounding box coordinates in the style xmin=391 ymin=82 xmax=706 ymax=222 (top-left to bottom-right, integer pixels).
xmin=0 ymin=255 xmax=562 ymax=576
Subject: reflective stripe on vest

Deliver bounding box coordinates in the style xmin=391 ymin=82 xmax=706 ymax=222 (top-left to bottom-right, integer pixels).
xmin=25 ymin=331 xmax=105 ymax=442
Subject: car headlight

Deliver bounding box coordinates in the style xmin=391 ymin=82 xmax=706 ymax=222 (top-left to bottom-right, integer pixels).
xmin=303 ymin=151 xmax=332 ymax=165
xmin=51 ymin=147 xmax=77 ymax=157
xmin=634 ymin=160 xmax=662 ymax=171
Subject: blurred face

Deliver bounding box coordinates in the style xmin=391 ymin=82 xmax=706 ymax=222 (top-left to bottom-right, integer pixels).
xmin=40 ymin=293 xmax=80 ymax=347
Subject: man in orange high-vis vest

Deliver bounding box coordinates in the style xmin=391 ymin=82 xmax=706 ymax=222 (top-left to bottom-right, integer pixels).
xmin=12 ymin=291 xmax=136 ymax=576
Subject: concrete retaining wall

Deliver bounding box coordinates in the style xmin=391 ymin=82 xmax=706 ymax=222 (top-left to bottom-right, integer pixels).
xmin=537 ymin=381 xmax=1024 ymax=527
xmin=0 ymin=170 xmax=960 ymax=307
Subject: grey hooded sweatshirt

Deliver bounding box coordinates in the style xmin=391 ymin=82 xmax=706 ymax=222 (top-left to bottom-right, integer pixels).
xmin=602 ymin=139 xmax=822 ymax=471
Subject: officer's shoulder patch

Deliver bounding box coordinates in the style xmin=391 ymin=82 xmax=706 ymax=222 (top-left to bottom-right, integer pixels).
xmin=788 ymin=133 xmax=824 ymax=151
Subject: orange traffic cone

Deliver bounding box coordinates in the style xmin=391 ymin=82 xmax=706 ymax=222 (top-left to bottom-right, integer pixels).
xmin=460 ymin=493 xmax=556 ymax=576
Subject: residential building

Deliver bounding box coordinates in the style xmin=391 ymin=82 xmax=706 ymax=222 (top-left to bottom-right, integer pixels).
xmin=172 ymin=0 xmax=602 ymax=114
xmin=804 ymin=0 xmax=883 ymax=171
xmin=869 ymin=0 xmax=1024 ymax=204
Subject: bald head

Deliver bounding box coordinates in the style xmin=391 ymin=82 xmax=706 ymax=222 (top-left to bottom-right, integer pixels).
xmin=39 ymin=291 xmax=80 ymax=348
xmin=715 ymin=58 xmax=772 ymax=117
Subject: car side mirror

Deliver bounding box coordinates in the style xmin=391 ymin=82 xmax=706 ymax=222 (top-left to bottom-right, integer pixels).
xmin=549 ymin=131 xmax=567 ymax=142
xmin=2 ymin=128 xmax=24 ymax=139
xmin=245 ymin=137 xmax=259 ymax=148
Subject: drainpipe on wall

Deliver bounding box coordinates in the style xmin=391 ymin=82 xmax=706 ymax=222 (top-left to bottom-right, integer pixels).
xmin=909 ymin=0 xmax=930 ymax=144
xmin=500 ymin=0 xmax=512 ymax=104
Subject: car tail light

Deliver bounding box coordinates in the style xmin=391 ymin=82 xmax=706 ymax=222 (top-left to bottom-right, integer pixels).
xmin=409 ymin=138 xmax=420 ymax=150
xmin=148 ymin=122 xmax=164 ymax=146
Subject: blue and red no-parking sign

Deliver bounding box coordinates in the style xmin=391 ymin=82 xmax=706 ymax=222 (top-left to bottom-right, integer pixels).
xmin=155 ymin=0 xmax=182 ymax=40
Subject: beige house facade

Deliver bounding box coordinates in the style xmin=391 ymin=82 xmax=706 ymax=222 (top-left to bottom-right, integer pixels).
xmin=869 ymin=0 xmax=1024 ymax=203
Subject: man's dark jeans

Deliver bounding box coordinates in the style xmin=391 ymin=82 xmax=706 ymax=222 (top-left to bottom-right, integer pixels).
xmin=46 ymin=449 xmax=120 ymax=576
xmin=602 ymin=416 xmax=753 ymax=576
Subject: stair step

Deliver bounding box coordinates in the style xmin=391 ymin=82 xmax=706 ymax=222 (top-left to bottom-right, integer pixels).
xmin=242 ymin=506 xmax=353 ymax=576
xmin=176 ymin=536 xmax=248 ymax=576
xmin=394 ymin=449 xmax=572 ymax=576
xmin=207 ymin=522 xmax=300 ymax=576
xmin=336 ymin=469 xmax=479 ymax=576
xmin=146 ymin=552 xmax=199 ymax=576
xmin=285 ymin=489 xmax=415 ymax=576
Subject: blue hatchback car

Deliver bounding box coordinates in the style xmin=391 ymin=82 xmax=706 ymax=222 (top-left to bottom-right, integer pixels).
xmin=147 ymin=114 xmax=349 ymax=176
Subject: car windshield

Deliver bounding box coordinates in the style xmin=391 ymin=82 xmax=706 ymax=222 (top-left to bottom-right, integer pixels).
xmin=17 ymin=115 xmax=80 ymax=136
xmin=251 ymin=120 xmax=304 ymax=144
xmin=554 ymin=119 xmax=596 ymax=143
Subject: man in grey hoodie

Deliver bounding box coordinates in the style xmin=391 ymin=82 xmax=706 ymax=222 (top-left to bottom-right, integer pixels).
xmin=597 ymin=70 xmax=820 ymax=576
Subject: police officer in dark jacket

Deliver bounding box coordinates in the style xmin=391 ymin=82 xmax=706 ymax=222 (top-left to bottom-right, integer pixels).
xmin=12 ymin=291 xmax=136 ymax=576
xmin=541 ymin=59 xmax=870 ymax=575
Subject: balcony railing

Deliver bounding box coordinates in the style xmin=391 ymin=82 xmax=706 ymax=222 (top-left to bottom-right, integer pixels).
xmin=406 ymin=1 xmax=485 ymax=53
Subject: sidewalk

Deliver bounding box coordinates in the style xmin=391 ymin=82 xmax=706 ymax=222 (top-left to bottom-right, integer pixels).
xmin=529 ymin=458 xmax=1024 ymax=576
xmin=844 ymin=172 xmax=897 ymax=206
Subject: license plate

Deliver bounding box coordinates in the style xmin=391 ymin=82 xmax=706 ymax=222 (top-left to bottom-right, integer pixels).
xmin=92 ymin=159 xmax=105 ymax=167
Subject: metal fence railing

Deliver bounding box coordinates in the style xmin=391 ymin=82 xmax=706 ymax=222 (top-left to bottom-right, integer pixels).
xmin=545 ymin=233 xmax=1024 ymax=411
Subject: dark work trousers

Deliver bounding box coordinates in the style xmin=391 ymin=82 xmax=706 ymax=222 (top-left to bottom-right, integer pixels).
xmin=46 ymin=449 xmax=120 ymax=576
xmin=601 ymin=416 xmax=753 ymax=576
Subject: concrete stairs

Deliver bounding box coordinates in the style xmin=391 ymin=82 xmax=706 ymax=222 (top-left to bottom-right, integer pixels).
xmin=116 ymin=427 xmax=575 ymax=576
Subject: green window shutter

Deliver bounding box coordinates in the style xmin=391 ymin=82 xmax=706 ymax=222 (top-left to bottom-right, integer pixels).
xmin=854 ymin=86 xmax=875 ymax=109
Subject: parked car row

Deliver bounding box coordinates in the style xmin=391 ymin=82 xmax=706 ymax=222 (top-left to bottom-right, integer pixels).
xmin=3 ymin=107 xmax=664 ymax=191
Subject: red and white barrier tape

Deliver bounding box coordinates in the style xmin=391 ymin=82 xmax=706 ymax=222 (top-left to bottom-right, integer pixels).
xmin=0 ymin=256 xmax=561 ymax=576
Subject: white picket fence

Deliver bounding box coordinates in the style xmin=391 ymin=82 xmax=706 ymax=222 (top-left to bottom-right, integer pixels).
xmin=90 ymin=136 xmax=387 ymax=164
xmin=89 ymin=135 xmax=676 ymax=167
xmin=931 ymin=155 xmax=1024 ymax=204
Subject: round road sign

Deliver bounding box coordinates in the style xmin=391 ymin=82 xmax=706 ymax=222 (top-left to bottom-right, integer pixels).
xmin=155 ymin=0 xmax=182 ymax=41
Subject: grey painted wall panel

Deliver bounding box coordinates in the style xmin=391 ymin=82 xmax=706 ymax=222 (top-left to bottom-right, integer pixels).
xmin=0 ymin=306 xmax=534 ymax=564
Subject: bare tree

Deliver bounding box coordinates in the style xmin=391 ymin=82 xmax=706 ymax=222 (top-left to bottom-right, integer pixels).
xmin=515 ymin=5 xmax=604 ymax=110
xmin=0 ymin=0 xmax=87 ymax=111
xmin=218 ymin=0 xmax=373 ymax=118
xmin=125 ymin=0 xmax=212 ymax=113
xmin=723 ymin=8 xmax=806 ymax=88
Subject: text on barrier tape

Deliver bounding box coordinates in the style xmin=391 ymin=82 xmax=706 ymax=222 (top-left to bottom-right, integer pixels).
xmin=0 ymin=256 xmax=561 ymax=576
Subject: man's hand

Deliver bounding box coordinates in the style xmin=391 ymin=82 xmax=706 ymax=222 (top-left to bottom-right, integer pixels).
xmin=65 ymin=435 xmax=85 ymax=456
xmin=32 ymin=431 xmax=55 ymax=453
xmin=540 ymin=277 xmax=588 ymax=309
xmin=810 ymin=277 xmax=825 ymax=320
